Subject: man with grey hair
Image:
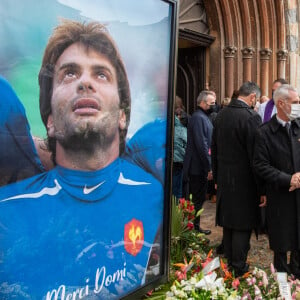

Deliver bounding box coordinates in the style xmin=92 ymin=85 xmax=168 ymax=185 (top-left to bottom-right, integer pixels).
xmin=211 ymin=81 xmax=262 ymax=276
xmin=183 ymin=90 xmax=216 ymax=235
xmin=253 ymin=84 xmax=300 ymax=277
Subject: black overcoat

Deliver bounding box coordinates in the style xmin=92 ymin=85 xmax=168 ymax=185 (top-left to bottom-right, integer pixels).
xmin=183 ymin=108 xmax=213 ymax=177
xmin=253 ymin=116 xmax=300 ymax=251
xmin=211 ymin=99 xmax=262 ymax=230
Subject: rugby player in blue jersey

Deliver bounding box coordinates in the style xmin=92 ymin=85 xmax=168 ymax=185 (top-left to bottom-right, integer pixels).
xmin=0 ymin=20 xmax=163 ymax=299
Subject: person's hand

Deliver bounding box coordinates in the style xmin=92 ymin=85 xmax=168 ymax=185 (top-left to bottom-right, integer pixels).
xmin=214 ymin=183 xmax=217 ymax=190
xmin=289 ymin=184 xmax=300 ymax=191
xmin=207 ymin=171 xmax=213 ymax=181
xmin=259 ymin=195 xmax=267 ymax=207
xmin=289 ymin=172 xmax=300 ymax=191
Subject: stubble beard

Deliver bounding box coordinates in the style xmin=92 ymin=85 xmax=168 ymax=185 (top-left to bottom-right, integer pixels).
xmin=56 ymin=118 xmax=118 ymax=156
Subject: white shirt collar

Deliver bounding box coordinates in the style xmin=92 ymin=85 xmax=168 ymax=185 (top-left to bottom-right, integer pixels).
xmin=276 ymin=115 xmax=290 ymax=127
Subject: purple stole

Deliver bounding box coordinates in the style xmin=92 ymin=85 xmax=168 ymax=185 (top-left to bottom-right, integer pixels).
xmin=263 ymin=99 xmax=274 ymax=122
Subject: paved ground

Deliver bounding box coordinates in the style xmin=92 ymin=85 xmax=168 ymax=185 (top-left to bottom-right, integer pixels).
xmin=201 ymin=200 xmax=273 ymax=271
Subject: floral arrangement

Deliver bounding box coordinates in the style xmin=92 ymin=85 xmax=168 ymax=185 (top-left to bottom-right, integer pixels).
xmin=170 ymin=197 xmax=210 ymax=263
xmin=178 ymin=198 xmax=196 ymax=231
xmin=146 ymin=197 xmax=300 ymax=300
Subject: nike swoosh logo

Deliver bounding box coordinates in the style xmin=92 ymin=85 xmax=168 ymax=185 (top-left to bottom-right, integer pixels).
xmin=83 ymin=181 xmax=105 ymax=194
xmin=0 ymin=179 xmax=62 ymax=202
xmin=118 ymin=172 xmax=151 ymax=185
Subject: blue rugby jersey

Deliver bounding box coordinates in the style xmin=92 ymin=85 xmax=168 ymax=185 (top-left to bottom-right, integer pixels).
xmin=124 ymin=119 xmax=166 ymax=185
xmin=0 ymin=76 xmax=44 ymax=185
xmin=0 ymin=158 xmax=163 ymax=299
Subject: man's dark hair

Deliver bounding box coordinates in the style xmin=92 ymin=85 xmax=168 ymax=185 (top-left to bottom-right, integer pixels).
xmin=273 ymin=78 xmax=288 ymax=85
xmin=238 ymin=81 xmax=261 ymax=98
xmin=39 ymin=20 xmax=131 ymax=164
xmin=231 ymin=89 xmax=239 ymax=100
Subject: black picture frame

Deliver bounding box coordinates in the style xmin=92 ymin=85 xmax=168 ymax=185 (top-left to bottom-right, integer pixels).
xmin=0 ymin=0 xmax=178 ymax=298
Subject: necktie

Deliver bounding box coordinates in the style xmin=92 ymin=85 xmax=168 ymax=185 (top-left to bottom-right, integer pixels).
xmin=286 ymin=122 xmax=292 ymax=137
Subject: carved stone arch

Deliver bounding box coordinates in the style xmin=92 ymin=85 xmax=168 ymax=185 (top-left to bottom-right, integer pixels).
xmin=274 ymin=0 xmax=287 ymax=80
xmin=239 ymin=1 xmax=256 ymax=83
xmin=181 ymin=0 xmax=298 ymax=102
xmin=211 ymin=0 xmax=241 ymax=97
xmin=284 ymin=0 xmax=299 ymax=87
xmin=200 ymin=0 xmax=224 ymax=101
xmin=257 ymin=0 xmax=271 ymax=48
xmin=256 ymin=0 xmax=272 ymax=95
xmin=228 ymin=0 xmax=243 ymax=89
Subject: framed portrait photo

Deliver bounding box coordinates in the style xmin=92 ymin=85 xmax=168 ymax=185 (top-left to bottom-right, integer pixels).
xmin=0 ymin=0 xmax=177 ymax=299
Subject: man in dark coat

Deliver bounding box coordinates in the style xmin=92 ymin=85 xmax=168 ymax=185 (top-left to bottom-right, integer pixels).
xmin=211 ymin=81 xmax=262 ymax=276
xmin=253 ymin=84 xmax=300 ymax=276
xmin=183 ymin=90 xmax=215 ymax=235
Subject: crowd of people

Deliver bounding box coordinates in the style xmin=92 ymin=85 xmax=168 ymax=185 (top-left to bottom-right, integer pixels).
xmin=174 ymin=79 xmax=300 ymax=278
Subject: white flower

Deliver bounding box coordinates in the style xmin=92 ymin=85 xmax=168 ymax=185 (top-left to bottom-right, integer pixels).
xmin=174 ymin=289 xmax=187 ymax=298
xmin=170 ymin=285 xmax=177 ymax=293
xmin=194 ymin=271 xmax=226 ymax=297
xmin=189 ymin=276 xmax=197 ymax=285
xmin=195 ymin=272 xmax=218 ymax=289
xmin=166 ymin=291 xmax=174 ymax=297
xmin=182 ymin=284 xmax=193 ymax=292
xmin=180 ymin=280 xmax=187 ymax=287
xmin=262 ymin=271 xmax=269 ymax=287
xmin=186 ymin=248 xmax=193 ymax=255
xmin=254 ymin=284 xmax=262 ymax=296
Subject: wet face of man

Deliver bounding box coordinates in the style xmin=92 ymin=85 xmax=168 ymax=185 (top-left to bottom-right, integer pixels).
xmin=47 ymin=43 xmax=126 ymax=151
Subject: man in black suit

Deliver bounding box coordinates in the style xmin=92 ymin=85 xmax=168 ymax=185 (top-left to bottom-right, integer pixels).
xmin=183 ymin=90 xmax=215 ymax=235
xmin=253 ymin=84 xmax=300 ymax=277
xmin=211 ymin=81 xmax=263 ymax=276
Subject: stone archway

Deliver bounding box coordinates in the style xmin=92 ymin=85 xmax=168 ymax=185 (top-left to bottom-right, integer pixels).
xmin=178 ymin=0 xmax=300 ymax=104
xmin=201 ymin=0 xmax=299 ymax=101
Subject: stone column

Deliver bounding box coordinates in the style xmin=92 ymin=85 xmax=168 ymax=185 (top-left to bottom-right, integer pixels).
xmin=223 ymin=46 xmax=237 ymax=97
xmin=276 ymin=49 xmax=288 ymax=79
xmin=259 ymin=48 xmax=272 ymax=96
xmin=241 ymin=47 xmax=255 ymax=82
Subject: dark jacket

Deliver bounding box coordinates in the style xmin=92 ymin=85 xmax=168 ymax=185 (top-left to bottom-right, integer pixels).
xmin=253 ymin=116 xmax=300 ymax=251
xmin=183 ymin=108 xmax=213 ymax=179
xmin=211 ymin=99 xmax=262 ymax=230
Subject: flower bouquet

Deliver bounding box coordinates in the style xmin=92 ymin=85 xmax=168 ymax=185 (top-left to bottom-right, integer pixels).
xmin=145 ymin=196 xmax=300 ymax=299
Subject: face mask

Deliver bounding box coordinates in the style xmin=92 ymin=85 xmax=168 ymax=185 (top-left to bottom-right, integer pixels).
xmin=284 ymin=104 xmax=300 ymax=121
xmin=207 ymin=104 xmax=216 ymax=114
